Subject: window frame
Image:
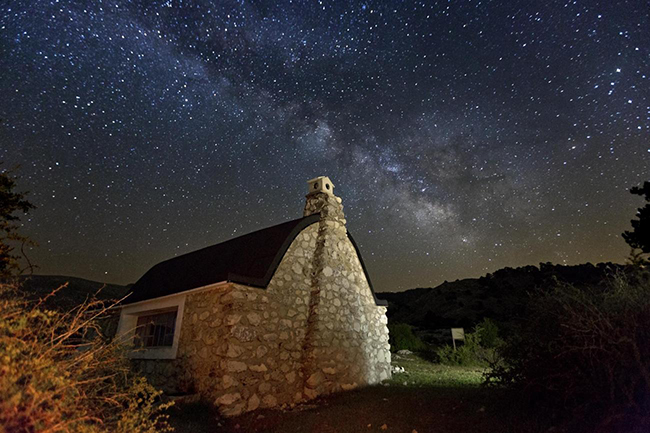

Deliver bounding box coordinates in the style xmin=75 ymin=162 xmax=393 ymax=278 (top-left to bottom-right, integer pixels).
xmin=134 ymin=308 xmax=178 ymax=349
xmin=116 ymin=294 xmax=186 ymax=360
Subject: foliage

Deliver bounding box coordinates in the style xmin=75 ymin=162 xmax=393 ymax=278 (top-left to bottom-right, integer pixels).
xmin=623 ymin=181 xmax=650 ymax=256
xmin=487 ymin=267 xmax=650 ymax=432
xmin=475 ymin=317 xmax=500 ymax=348
xmin=0 ymin=168 xmax=35 ymax=280
xmin=387 ymin=322 xmax=427 ymax=352
xmin=436 ymin=318 xmax=502 ymax=367
xmin=0 ymin=282 xmax=174 ymax=433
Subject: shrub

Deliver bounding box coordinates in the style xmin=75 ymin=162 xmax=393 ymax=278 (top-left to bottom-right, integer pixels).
xmin=435 ymin=318 xmax=502 ymax=367
xmin=487 ymin=267 xmax=650 ymax=432
xmin=476 ymin=318 xmax=500 ymax=349
xmin=388 ymin=322 xmax=427 ymax=352
xmin=436 ymin=330 xmax=484 ymax=367
xmin=0 ymin=282 xmax=173 ymax=433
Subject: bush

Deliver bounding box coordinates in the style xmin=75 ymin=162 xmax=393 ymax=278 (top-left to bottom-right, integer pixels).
xmin=487 ymin=268 xmax=650 ymax=432
xmin=0 ymin=282 xmax=173 ymax=433
xmin=436 ymin=330 xmax=484 ymax=367
xmin=476 ymin=318 xmax=500 ymax=348
xmin=388 ymin=322 xmax=427 ymax=352
xmin=435 ymin=318 xmax=502 ymax=367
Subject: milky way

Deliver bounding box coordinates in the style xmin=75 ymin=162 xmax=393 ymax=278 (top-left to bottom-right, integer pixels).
xmin=1 ymin=0 xmax=648 ymax=291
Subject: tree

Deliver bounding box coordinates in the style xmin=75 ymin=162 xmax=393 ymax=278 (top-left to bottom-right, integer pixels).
xmin=0 ymin=167 xmax=35 ymax=279
xmin=623 ymin=181 xmax=650 ymax=255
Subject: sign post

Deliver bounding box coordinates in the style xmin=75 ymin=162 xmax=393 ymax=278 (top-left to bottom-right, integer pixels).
xmin=451 ymin=328 xmax=465 ymax=351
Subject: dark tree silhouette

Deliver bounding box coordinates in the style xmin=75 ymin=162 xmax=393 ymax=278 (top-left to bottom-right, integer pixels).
xmin=623 ymin=181 xmax=650 ymax=254
xmin=0 ymin=168 xmax=35 ymax=278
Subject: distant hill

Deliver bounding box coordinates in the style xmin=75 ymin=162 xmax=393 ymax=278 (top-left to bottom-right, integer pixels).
xmin=17 ymin=263 xmax=625 ymax=329
xmin=18 ymin=275 xmax=130 ymax=311
xmin=376 ymin=262 xmax=626 ymax=334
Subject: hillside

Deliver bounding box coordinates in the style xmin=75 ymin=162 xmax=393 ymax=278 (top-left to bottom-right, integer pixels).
xmin=17 ymin=274 xmax=130 ymax=311
xmin=17 ymin=262 xmax=624 ymax=327
xmin=376 ymin=262 xmax=625 ymax=333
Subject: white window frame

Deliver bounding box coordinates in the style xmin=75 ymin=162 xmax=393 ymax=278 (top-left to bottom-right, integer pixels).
xmin=116 ymin=294 xmax=186 ymax=360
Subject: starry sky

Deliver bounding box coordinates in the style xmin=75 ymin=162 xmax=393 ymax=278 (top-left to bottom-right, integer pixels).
xmin=1 ymin=0 xmax=648 ymax=292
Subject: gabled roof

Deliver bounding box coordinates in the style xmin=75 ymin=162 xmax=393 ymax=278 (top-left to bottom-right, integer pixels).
xmin=125 ymin=213 xmax=387 ymax=306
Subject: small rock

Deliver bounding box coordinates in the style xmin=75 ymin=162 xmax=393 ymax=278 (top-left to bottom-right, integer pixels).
xmin=216 ymin=392 xmax=241 ymax=406
xmin=262 ymin=394 xmax=278 ymax=407
xmin=247 ymin=394 xmax=260 ymax=412
xmin=307 ymin=372 xmax=325 ymax=388
xmin=380 ymin=424 xmax=388 ymax=430
xmin=250 ymin=363 xmax=268 ymax=372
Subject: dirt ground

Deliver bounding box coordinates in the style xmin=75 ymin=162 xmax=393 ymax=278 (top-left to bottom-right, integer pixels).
xmin=168 ymin=383 xmax=545 ymax=433
xmin=167 ymin=354 xmax=548 ymax=433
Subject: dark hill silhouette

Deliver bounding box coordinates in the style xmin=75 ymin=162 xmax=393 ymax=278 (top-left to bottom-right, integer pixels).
xmin=376 ymin=262 xmax=625 ymax=332
xmin=18 ymin=275 xmax=130 ymax=310
xmin=19 ymin=262 xmax=623 ymax=327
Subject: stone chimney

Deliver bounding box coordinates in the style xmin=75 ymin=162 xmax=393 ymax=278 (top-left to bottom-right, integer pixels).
xmin=303 ymin=176 xmax=345 ymax=224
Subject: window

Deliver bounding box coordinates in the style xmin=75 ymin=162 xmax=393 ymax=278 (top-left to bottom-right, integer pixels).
xmin=117 ymin=294 xmax=187 ymax=359
xmin=134 ymin=310 xmax=177 ymax=348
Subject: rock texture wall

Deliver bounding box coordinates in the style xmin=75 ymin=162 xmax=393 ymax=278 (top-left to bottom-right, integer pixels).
xmin=202 ymin=223 xmax=321 ymax=416
xmin=132 ymin=190 xmax=390 ymax=416
xmin=302 ymin=191 xmax=391 ymax=397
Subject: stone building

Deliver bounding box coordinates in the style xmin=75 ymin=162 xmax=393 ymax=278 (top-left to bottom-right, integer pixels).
xmin=115 ymin=176 xmax=391 ymax=415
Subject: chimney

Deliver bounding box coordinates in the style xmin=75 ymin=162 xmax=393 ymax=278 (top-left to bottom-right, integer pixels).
xmin=303 ymin=176 xmax=345 ymax=224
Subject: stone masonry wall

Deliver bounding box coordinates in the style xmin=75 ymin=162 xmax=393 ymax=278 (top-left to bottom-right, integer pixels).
xmin=131 ymin=284 xmax=237 ymax=396
xmin=204 ymin=222 xmax=320 ymax=415
xmin=302 ymin=192 xmax=391 ymax=396
xmin=132 ymin=223 xmax=320 ymax=415
xmin=132 ymin=191 xmax=390 ymax=416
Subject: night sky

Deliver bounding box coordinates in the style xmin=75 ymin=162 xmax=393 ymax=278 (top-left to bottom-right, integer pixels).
xmin=1 ymin=0 xmax=648 ymax=292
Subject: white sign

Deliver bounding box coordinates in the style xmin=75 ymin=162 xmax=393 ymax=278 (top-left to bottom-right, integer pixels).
xmin=451 ymin=328 xmax=465 ymax=340
xmin=451 ymin=328 xmax=465 ymax=351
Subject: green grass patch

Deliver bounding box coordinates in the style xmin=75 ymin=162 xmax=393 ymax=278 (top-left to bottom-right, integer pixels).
xmin=389 ymin=352 xmax=486 ymax=388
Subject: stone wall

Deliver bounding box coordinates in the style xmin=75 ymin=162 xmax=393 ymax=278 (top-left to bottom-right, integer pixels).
xmin=132 ymin=223 xmax=319 ymax=415
xmin=201 ymin=222 xmax=320 ymax=415
xmin=301 ymin=192 xmax=391 ymax=396
xmin=132 ymin=191 xmax=390 ymax=416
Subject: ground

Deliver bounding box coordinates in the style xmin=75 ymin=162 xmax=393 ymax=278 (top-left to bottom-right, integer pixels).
xmin=167 ymin=353 xmax=547 ymax=433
